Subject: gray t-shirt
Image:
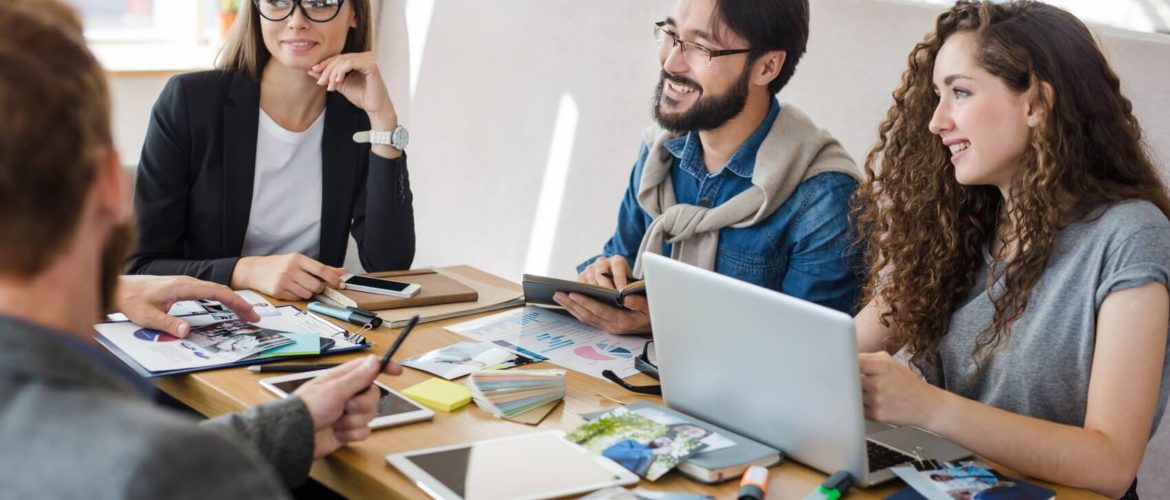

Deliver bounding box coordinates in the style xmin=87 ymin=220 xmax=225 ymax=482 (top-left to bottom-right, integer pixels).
xmin=922 ymin=201 xmax=1170 ymax=434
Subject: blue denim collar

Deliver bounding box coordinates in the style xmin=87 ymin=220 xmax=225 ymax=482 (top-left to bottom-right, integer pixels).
xmin=662 ymin=98 xmax=781 ymax=180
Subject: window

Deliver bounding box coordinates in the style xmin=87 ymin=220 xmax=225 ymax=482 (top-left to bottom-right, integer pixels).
xmin=65 ymin=0 xmax=226 ymax=72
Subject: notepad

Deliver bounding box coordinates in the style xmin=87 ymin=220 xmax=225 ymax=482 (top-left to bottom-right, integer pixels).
xmin=401 ymin=378 xmax=472 ymax=412
xmin=259 ymin=333 xmax=321 ymax=357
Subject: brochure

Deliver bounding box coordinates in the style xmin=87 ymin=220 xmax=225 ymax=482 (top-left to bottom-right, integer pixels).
xmin=94 ymin=305 xmax=369 ymax=377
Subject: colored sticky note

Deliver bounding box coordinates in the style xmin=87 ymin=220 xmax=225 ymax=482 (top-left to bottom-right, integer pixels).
xmin=259 ymin=333 xmax=321 ymax=357
xmin=402 ymin=378 xmax=472 ymax=412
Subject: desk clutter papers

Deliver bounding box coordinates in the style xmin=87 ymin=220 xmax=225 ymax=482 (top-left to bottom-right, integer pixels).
xmin=401 ymin=378 xmax=473 ymax=412
xmin=467 ymin=369 xmax=566 ymax=422
xmin=105 ymin=289 xmax=281 ymax=322
xmin=94 ymin=305 xmax=367 ymax=377
xmin=568 ymin=407 xmax=705 ymax=481
xmin=446 ymin=307 xmax=644 ymax=380
xmin=400 ymin=341 xmax=543 ymax=380
xmin=888 ymin=461 xmax=1055 ymax=500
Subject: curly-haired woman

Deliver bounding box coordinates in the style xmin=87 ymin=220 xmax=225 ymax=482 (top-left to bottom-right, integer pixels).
xmin=851 ymin=2 xmax=1170 ymax=497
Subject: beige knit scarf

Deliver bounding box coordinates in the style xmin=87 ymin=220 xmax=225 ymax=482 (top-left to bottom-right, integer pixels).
xmin=632 ymin=104 xmax=860 ymax=277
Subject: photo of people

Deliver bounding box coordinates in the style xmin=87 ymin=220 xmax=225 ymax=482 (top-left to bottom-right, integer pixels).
xmin=894 ymin=461 xmax=1055 ymax=500
xmin=183 ymin=319 xmax=294 ymax=359
xmin=567 ymin=407 xmax=704 ymax=481
xmin=630 ymin=407 xmax=736 ymax=453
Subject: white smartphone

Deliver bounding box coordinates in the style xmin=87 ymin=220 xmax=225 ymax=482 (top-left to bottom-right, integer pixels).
xmin=260 ymin=369 xmax=433 ymax=429
xmin=342 ymin=274 xmax=421 ymax=298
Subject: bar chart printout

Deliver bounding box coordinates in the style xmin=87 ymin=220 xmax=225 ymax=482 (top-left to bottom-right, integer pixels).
xmin=445 ymin=307 xmax=643 ymax=379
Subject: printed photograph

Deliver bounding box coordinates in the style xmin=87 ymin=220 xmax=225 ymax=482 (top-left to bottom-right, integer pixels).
xmin=568 ymin=407 xmax=704 ymax=481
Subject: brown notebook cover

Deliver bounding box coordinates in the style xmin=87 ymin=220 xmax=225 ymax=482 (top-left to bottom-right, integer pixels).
xmin=321 ymin=269 xmax=479 ymax=310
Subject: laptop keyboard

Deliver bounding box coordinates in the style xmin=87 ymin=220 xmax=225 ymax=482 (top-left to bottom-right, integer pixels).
xmin=867 ymin=440 xmax=916 ymax=472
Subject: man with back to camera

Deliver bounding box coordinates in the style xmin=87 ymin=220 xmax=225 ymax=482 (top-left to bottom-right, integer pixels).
xmin=556 ymin=0 xmax=863 ymax=334
xmin=0 ymin=2 xmax=402 ymax=497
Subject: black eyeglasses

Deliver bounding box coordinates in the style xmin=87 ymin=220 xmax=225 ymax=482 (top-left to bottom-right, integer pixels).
xmin=603 ymin=341 xmax=662 ymax=395
xmin=653 ymin=21 xmax=751 ymax=67
xmin=254 ymin=0 xmax=345 ymax=23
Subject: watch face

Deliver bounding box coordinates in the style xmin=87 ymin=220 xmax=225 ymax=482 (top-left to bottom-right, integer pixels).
xmin=392 ymin=126 xmax=410 ymax=149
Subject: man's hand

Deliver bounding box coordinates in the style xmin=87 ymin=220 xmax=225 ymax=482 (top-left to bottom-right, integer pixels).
xmin=294 ymin=355 xmax=404 ymax=459
xmin=554 ymin=292 xmax=651 ymax=335
xmin=117 ymin=275 xmax=261 ymax=338
xmin=231 ymin=253 xmax=346 ymax=301
xmin=578 ymin=255 xmax=634 ymax=290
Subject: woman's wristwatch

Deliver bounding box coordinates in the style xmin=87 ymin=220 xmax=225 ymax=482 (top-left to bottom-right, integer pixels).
xmin=352 ymin=125 xmax=409 ymax=150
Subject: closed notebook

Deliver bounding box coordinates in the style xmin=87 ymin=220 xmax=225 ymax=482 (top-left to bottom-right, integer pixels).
xmin=320 ymin=269 xmax=478 ymax=310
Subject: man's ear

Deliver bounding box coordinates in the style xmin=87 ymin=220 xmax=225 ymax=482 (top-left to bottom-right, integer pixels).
xmin=753 ymin=50 xmax=786 ymax=88
xmin=93 ymin=148 xmax=130 ymax=225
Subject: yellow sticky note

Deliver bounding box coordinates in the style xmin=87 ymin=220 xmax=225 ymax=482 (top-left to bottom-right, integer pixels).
xmin=402 ymin=378 xmax=472 ymax=412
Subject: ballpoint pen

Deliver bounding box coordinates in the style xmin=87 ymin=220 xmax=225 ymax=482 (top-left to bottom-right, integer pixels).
xmin=247 ymin=363 xmax=341 ymax=373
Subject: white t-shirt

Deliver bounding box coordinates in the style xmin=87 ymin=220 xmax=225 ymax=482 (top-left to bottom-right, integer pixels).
xmin=241 ymin=109 xmax=325 ymax=259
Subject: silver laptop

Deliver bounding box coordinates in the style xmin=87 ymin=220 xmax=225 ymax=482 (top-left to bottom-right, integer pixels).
xmin=641 ymin=253 xmax=970 ymax=486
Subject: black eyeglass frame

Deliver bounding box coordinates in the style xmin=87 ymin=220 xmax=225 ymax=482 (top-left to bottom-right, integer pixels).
xmin=253 ymin=0 xmax=346 ymax=23
xmin=602 ymin=340 xmax=662 ymax=395
xmin=653 ymin=21 xmax=752 ymax=65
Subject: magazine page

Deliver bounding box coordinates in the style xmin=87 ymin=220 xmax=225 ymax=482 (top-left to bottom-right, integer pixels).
xmin=95 ymin=316 xmax=294 ymax=373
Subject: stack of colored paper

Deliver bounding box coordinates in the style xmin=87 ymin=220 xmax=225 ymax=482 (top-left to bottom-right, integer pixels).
xmin=467 ymin=369 xmax=566 ymax=419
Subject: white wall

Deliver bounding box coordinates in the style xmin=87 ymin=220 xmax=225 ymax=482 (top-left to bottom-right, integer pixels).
xmin=104 ymin=3 xmax=1170 ymax=491
xmin=109 ymin=0 xmax=1170 ymax=281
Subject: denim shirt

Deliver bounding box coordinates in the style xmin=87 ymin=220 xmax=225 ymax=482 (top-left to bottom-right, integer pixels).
xmin=580 ymin=100 xmax=863 ymax=314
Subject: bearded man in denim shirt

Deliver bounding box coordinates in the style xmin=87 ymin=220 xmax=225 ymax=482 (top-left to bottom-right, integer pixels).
xmin=554 ymin=0 xmax=863 ymax=334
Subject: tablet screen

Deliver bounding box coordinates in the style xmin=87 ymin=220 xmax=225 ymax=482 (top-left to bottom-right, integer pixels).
xmin=399 ymin=432 xmax=629 ymax=499
xmin=270 ymin=378 xmax=420 ymax=417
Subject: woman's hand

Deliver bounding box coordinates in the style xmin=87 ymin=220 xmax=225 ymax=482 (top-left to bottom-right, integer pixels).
xmin=309 ymin=52 xmax=393 ymax=117
xmin=308 ymin=53 xmax=402 ymax=157
xmin=858 ymin=351 xmax=946 ymax=428
xmin=231 ymin=253 xmax=346 ymax=301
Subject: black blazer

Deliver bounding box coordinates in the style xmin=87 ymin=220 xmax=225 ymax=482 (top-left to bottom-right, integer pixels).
xmin=127 ymin=70 xmax=414 ymax=285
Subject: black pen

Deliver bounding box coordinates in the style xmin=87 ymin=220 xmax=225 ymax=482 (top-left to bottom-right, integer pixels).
xmin=247 ymin=363 xmax=341 ymax=373
xmin=371 ymin=314 xmax=419 ymax=388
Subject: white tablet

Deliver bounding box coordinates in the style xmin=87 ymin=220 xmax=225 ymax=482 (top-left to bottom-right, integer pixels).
xmin=260 ymin=369 xmax=433 ymax=429
xmin=386 ymin=431 xmax=639 ymax=500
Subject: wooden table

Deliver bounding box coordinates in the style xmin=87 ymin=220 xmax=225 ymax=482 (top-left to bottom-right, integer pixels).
xmin=155 ymin=267 xmax=1100 ymax=499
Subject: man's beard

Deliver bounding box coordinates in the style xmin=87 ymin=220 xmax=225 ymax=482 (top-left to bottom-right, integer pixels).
xmin=651 ymin=66 xmax=752 ymax=133
xmin=99 ymin=223 xmax=134 ymax=314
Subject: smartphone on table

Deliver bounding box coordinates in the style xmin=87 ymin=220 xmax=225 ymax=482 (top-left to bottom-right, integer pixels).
xmin=342 ymin=274 xmax=421 ymax=298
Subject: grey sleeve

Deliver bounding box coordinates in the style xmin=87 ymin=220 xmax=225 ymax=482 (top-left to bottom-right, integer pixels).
xmin=198 ymin=396 xmax=315 ymax=489
xmin=125 ymin=424 xmax=293 ymax=500
xmin=1094 ymin=225 xmax=1170 ymax=306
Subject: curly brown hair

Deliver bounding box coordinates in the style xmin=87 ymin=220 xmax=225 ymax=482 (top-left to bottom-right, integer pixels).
xmin=852 ymin=0 xmax=1170 ymax=368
